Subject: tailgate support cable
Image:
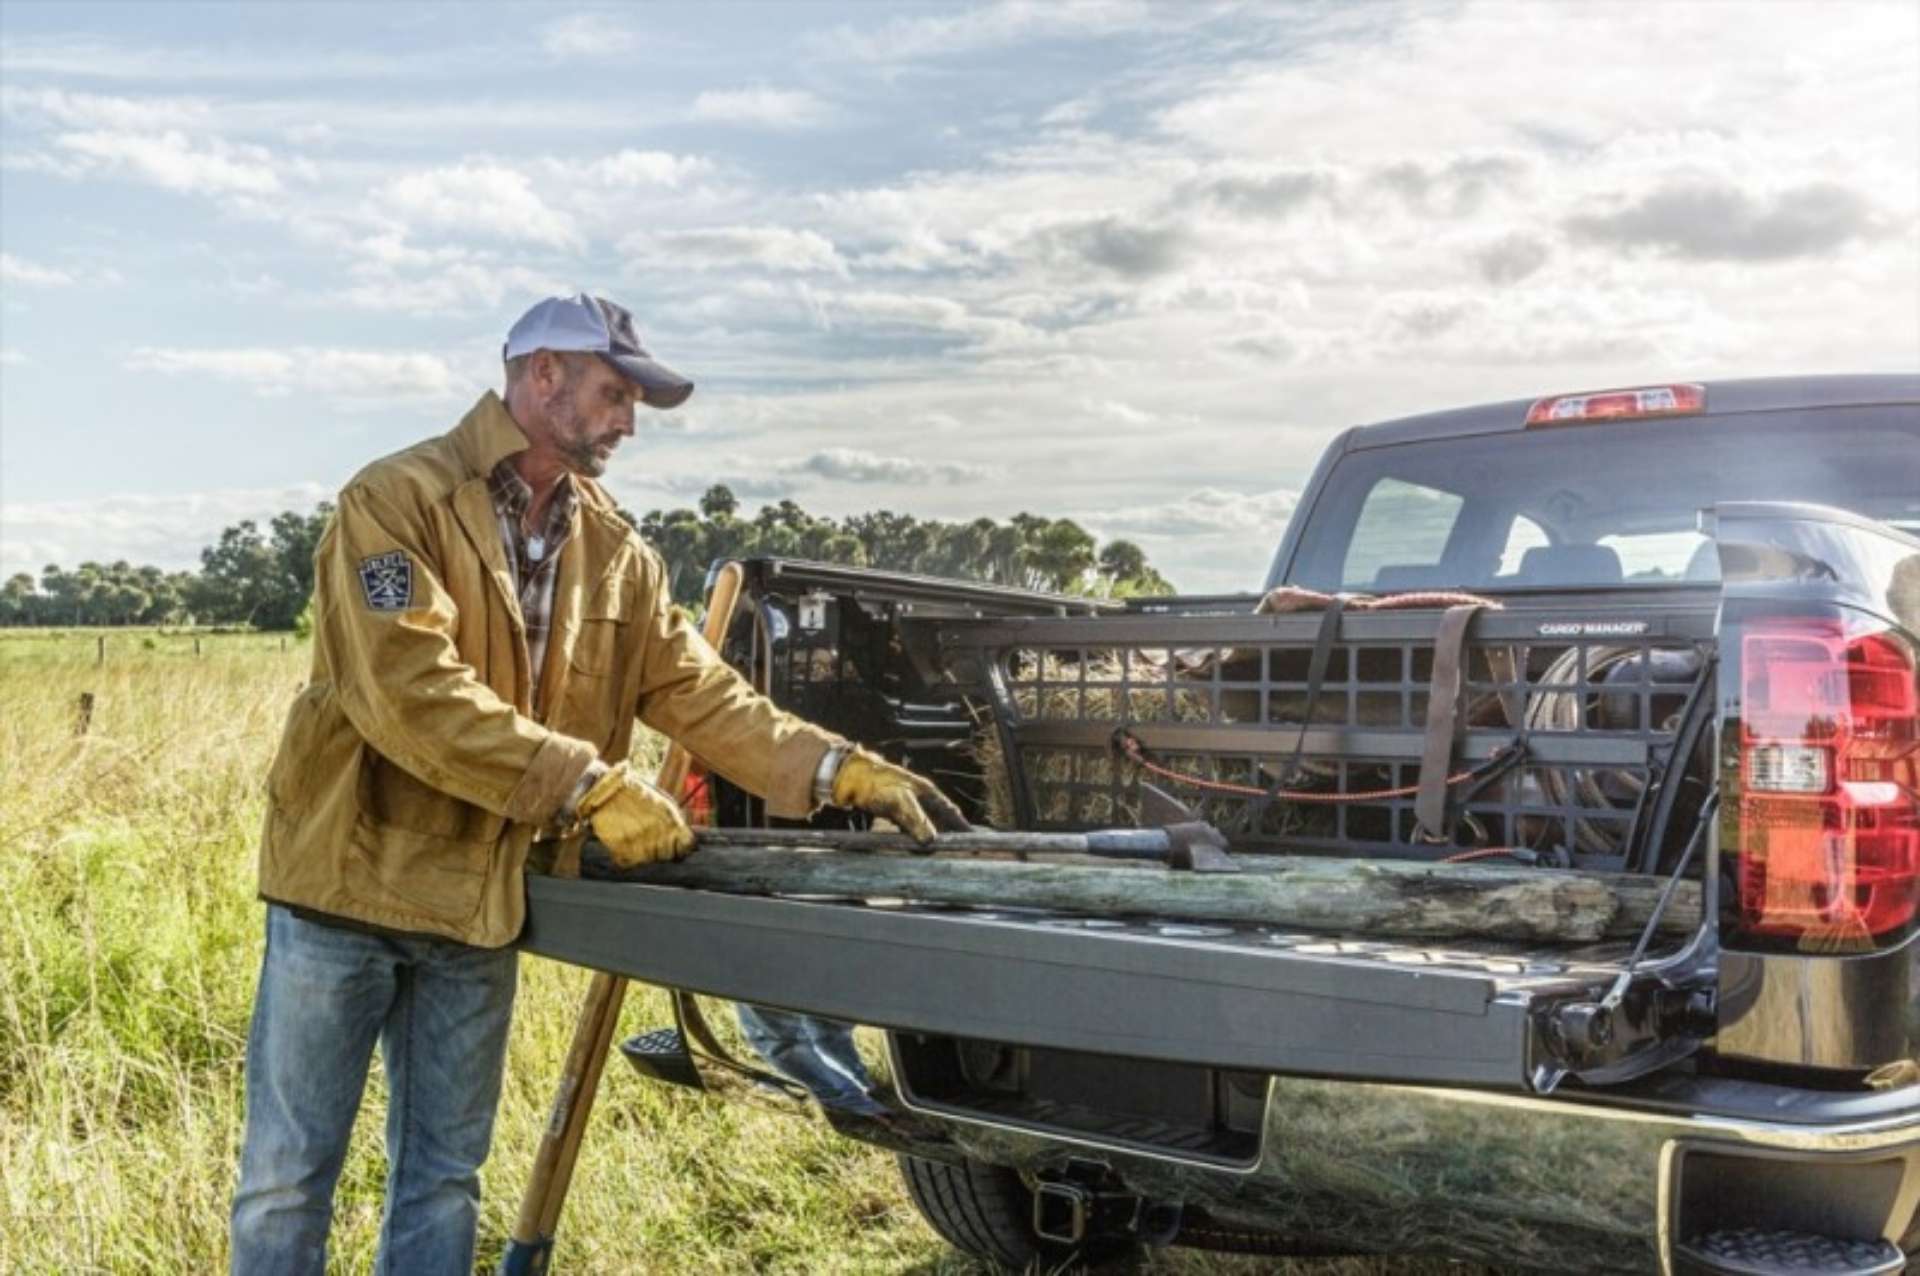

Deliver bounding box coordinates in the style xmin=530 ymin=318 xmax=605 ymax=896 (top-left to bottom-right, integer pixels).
xmin=1600 ymin=787 xmax=1719 ymax=1015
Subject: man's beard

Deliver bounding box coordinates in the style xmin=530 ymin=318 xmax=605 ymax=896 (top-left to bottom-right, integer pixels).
xmin=543 ymin=383 xmax=612 ymax=477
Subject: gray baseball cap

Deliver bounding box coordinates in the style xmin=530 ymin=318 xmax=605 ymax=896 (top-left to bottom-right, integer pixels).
xmin=503 ymin=293 xmax=693 ymax=409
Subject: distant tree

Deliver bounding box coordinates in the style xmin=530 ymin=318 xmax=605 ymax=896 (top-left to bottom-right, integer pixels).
xmin=196 ymin=522 xmax=280 ymax=625
xmin=0 ymin=573 xmax=38 ymax=625
xmin=191 ymin=502 xmax=332 ymax=628
xmin=1022 ymin=519 xmax=1097 ymax=592
xmin=698 ymin=484 xmax=739 ymax=520
xmin=1098 ymin=540 xmax=1148 ymax=582
xmin=269 ymin=504 xmax=333 ymax=622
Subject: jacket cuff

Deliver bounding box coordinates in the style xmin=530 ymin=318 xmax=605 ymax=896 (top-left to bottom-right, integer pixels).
xmin=504 ymin=731 xmax=602 ymax=826
xmin=762 ymin=731 xmax=837 ymax=820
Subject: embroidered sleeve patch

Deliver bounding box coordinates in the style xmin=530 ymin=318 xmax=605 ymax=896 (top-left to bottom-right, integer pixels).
xmin=358 ymin=551 xmax=414 ymax=611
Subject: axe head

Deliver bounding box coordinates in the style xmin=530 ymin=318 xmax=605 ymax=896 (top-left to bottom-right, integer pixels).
xmin=1138 ymin=781 xmax=1202 ymax=828
xmin=1163 ymin=821 xmax=1240 ymax=874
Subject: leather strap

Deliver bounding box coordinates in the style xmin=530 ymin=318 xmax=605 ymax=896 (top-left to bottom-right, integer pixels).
xmin=1414 ymin=604 xmax=1481 ymax=842
xmin=1245 ymin=596 xmax=1347 ymax=835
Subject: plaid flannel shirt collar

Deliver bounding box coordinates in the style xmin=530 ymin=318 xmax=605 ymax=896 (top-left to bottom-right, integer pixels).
xmin=487 ymin=460 xmax=576 ymax=582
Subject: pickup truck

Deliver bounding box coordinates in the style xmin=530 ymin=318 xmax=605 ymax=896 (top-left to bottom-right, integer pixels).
xmin=523 ymin=374 xmax=1920 ymax=1275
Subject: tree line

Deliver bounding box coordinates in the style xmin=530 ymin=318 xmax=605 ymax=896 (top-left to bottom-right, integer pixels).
xmin=1 ymin=485 xmax=1171 ymax=629
xmin=641 ymin=485 xmax=1172 ymax=606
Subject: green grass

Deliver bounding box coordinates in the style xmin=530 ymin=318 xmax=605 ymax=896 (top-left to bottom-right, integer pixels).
xmin=0 ymin=630 xmax=1483 ymax=1274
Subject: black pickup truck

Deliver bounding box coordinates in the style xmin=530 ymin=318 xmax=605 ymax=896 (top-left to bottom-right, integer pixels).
xmin=524 ymin=374 xmax=1920 ymax=1275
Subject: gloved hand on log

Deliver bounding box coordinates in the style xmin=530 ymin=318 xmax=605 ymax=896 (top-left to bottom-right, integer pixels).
xmin=830 ymin=747 xmax=970 ymax=845
xmin=576 ymin=762 xmax=695 ymax=867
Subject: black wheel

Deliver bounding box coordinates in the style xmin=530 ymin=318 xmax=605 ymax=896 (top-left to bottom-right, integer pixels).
xmin=896 ymin=1153 xmax=1141 ymax=1272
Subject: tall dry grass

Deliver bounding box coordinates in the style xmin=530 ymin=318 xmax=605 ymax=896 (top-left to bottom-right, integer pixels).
xmin=0 ymin=630 xmax=1472 ymax=1275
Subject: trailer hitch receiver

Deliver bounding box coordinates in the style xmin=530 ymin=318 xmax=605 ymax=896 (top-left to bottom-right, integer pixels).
xmin=1031 ymin=1163 xmax=1182 ymax=1246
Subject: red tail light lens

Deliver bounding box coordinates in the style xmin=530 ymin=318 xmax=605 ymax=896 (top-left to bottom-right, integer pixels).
xmin=1734 ymin=615 xmax=1920 ymax=951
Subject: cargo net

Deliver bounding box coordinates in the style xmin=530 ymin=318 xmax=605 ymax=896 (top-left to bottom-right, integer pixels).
xmin=978 ymin=629 xmax=1708 ymax=870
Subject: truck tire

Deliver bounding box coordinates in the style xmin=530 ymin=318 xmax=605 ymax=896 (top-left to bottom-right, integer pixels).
xmin=896 ymin=1153 xmax=1140 ymax=1271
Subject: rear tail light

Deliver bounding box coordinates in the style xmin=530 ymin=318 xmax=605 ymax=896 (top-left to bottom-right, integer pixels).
xmin=1525 ymin=383 xmax=1706 ymax=427
xmin=1731 ymin=613 xmax=1920 ymax=952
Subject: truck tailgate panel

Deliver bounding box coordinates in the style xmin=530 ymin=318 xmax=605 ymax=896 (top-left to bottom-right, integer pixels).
xmin=522 ymin=877 xmax=1631 ymax=1089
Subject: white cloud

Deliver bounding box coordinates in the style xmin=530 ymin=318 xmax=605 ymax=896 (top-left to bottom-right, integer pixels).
xmin=577 ymin=149 xmax=711 ymax=188
xmin=126 ymin=347 xmax=459 ymax=401
xmin=623 ymin=226 xmax=848 ymax=275
xmin=334 ymin=261 xmax=573 ymax=316
xmin=51 ymin=128 xmax=282 ymax=195
xmin=0 ymin=253 xmax=75 ymax=286
xmin=814 ymin=289 xmax=1042 ymax=349
xmin=0 ymin=347 xmax=26 ymax=366
xmin=0 ymin=84 xmax=210 ymax=131
xmin=540 ymin=13 xmax=639 ymax=60
xmin=1081 ymin=487 xmax=1301 ymax=538
xmin=380 ymin=163 xmax=580 ymax=249
xmin=782 ymin=448 xmax=992 ymax=484
xmin=813 ymin=0 xmax=1156 ymax=62
xmin=1 ymin=483 xmax=335 ymax=573
xmin=689 ymin=87 xmax=830 ymax=129
xmin=1080 ymin=398 xmax=1153 ymax=426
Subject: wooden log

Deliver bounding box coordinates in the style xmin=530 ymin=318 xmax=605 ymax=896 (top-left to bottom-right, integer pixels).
xmin=596 ymin=846 xmax=1700 ymax=944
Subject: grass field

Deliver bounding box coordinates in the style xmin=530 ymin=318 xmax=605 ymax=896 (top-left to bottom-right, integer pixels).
xmin=0 ymin=628 xmax=1484 ymax=1274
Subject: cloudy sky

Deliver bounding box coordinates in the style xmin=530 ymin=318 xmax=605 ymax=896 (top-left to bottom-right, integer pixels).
xmin=2 ymin=1 xmax=1916 ymax=592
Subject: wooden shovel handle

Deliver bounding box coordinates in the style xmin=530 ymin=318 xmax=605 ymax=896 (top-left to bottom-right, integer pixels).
xmin=504 ymin=561 xmax=746 ymax=1268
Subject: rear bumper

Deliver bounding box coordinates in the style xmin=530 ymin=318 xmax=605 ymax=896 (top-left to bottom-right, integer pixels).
xmin=887 ymin=1068 xmax=1920 ymax=1274
xmin=642 ymin=1006 xmax=1918 ymax=1274
xmin=1167 ymin=1066 xmax=1920 ymax=1266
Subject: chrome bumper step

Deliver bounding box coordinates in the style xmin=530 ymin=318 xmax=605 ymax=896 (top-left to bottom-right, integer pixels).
xmin=1676 ymin=1228 xmax=1904 ymax=1276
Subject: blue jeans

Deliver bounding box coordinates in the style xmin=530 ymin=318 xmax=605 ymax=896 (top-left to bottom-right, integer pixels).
xmin=230 ymin=905 xmax=518 ymax=1276
xmin=735 ymin=1004 xmax=883 ymax=1116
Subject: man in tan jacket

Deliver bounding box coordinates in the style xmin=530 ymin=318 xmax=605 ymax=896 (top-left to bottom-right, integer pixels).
xmin=230 ymin=294 xmax=963 ymax=1276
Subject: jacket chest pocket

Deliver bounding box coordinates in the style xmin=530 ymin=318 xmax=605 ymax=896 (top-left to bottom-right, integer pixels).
xmin=561 ymin=577 xmax=637 ymax=753
xmin=570 ymin=575 xmax=635 ymax=678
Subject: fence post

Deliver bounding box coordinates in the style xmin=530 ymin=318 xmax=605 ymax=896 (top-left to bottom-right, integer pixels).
xmin=194 ymin=637 xmax=202 ymax=657
xmin=96 ymin=635 xmax=105 ymax=665
xmin=76 ymin=692 xmax=94 ymax=736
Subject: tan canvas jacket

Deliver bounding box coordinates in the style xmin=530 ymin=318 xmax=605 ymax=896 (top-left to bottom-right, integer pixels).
xmin=258 ymin=392 xmax=837 ymax=946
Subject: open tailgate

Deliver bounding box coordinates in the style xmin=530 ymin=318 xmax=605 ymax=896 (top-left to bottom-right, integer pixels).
xmin=521 ymin=876 xmax=1703 ymax=1092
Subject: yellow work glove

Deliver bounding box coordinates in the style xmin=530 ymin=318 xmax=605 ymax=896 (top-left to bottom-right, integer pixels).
xmin=576 ymin=762 xmax=695 ymax=868
xmin=830 ymin=747 xmax=970 ymax=845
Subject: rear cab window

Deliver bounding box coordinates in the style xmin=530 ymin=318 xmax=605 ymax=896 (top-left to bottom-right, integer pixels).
xmin=1285 ymin=405 xmax=1920 ymax=593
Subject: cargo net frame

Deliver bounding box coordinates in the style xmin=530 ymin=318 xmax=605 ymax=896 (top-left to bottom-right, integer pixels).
xmin=976 ymin=625 xmax=1711 ymax=873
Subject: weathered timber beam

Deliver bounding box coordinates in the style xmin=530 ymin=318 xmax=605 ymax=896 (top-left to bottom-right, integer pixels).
xmin=588 ymin=846 xmax=1701 ymax=943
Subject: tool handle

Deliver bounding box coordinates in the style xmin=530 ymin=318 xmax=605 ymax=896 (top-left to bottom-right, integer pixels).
xmin=1079 ymin=828 xmax=1177 ymax=859
xmin=693 ymin=826 xmax=1172 ymax=858
xmin=498 ymin=1234 xmax=553 ymax=1276
xmin=500 ymin=563 xmax=745 ymax=1275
